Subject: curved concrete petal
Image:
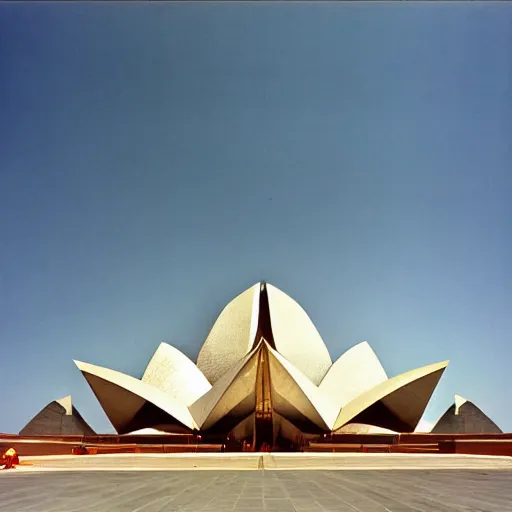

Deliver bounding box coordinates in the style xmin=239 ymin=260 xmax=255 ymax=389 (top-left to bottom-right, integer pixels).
xmin=319 ymin=341 xmax=388 ymax=409
xmin=196 ymin=283 xmax=260 ymax=384
xmin=142 ymin=343 xmax=211 ymax=406
xmin=333 ymin=360 xmax=449 ymax=432
xmin=190 ymin=344 xmax=261 ymax=430
xmin=266 ymin=284 xmax=332 ymax=385
xmin=192 ymin=339 xmax=337 ymax=432
xmin=266 ymin=343 xmax=338 ymax=430
xmin=75 ymin=360 xmax=198 ymax=432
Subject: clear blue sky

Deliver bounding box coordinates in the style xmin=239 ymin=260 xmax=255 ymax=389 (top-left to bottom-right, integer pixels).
xmin=1 ymin=3 xmax=511 ymax=435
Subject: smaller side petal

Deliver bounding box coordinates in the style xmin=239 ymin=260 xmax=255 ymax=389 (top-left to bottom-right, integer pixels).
xmin=142 ymin=343 xmax=211 ymax=406
xmin=319 ymin=341 xmax=387 ymax=409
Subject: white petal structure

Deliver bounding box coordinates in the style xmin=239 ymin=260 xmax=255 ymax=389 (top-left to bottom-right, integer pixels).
xmin=197 ymin=282 xmax=332 ymax=385
xmin=266 ymin=284 xmax=332 ymax=385
xmin=75 ymin=360 xmax=198 ymax=433
xmin=319 ymin=341 xmax=387 ymax=409
xmin=142 ymin=343 xmax=211 ymax=406
xmin=72 ymin=282 xmax=455 ymax=444
xmin=454 ymin=394 xmax=467 ymax=415
xmin=192 ymin=339 xmax=336 ymax=433
xmin=333 ymin=360 xmax=449 ymax=432
xmin=190 ymin=345 xmax=260 ymax=430
xmin=266 ymin=343 xmax=337 ymax=430
xmin=196 ymin=283 xmax=260 ymax=384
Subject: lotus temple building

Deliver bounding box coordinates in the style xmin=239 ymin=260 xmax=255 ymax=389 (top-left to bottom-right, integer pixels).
xmin=18 ymin=282 xmax=502 ymax=448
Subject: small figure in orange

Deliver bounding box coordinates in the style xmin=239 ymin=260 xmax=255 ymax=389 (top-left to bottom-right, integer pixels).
xmin=1 ymin=448 xmax=19 ymax=469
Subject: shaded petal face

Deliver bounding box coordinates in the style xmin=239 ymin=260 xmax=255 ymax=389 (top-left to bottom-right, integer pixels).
xmin=142 ymin=343 xmax=211 ymax=407
xmin=333 ymin=360 xmax=449 ymax=432
xmin=191 ymin=339 xmax=337 ymax=433
xmin=319 ymin=341 xmax=387 ymax=409
xmin=266 ymin=342 xmax=337 ymax=430
xmin=75 ymin=360 xmax=198 ymax=433
xmin=190 ymin=343 xmax=261 ymax=430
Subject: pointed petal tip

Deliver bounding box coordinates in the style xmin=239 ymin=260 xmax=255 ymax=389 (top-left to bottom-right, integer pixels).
xmin=343 ymin=340 xmax=373 ymax=353
xmin=74 ymin=359 xmax=93 ymax=372
xmin=419 ymin=359 xmax=449 ymax=371
xmin=415 ymin=359 xmax=449 ymax=375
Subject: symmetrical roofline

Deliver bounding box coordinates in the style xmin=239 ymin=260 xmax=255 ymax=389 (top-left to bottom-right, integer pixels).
xmin=74 ymin=282 xmax=450 ymax=437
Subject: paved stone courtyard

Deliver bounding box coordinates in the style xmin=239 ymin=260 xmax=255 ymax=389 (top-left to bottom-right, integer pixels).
xmin=2 ymin=469 xmax=512 ymax=512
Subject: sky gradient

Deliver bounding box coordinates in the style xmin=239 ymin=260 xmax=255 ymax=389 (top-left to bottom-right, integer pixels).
xmin=1 ymin=3 xmax=511 ymax=434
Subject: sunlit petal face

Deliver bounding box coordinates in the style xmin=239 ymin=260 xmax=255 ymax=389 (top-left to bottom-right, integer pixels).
xmin=142 ymin=342 xmax=211 ymax=406
xmin=319 ymin=341 xmax=388 ymax=409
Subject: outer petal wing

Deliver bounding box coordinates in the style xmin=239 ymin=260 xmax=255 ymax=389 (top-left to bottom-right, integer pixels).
xmin=333 ymin=360 xmax=449 ymax=432
xmin=75 ymin=360 xmax=198 ymax=433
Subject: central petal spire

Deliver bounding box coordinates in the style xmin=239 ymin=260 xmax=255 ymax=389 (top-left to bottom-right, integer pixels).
xmin=252 ymin=282 xmax=276 ymax=351
xmin=196 ymin=282 xmax=333 ymax=385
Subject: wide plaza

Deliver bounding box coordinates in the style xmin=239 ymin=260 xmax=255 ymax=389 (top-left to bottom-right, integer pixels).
xmin=2 ymin=453 xmax=512 ymax=511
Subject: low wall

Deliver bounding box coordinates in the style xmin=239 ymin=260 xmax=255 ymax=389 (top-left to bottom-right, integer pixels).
xmin=0 ymin=440 xmax=223 ymax=456
xmin=2 ymin=433 xmax=512 ymax=457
